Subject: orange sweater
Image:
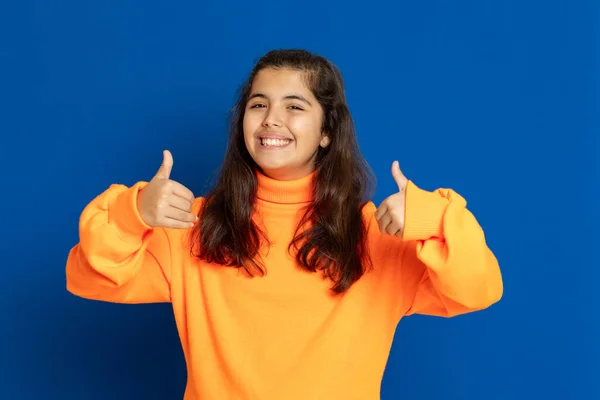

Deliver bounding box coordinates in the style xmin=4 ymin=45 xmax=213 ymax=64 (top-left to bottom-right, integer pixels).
xmin=65 ymin=169 xmax=503 ymax=400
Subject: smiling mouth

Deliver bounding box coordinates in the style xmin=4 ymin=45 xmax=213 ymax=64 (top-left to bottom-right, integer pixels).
xmin=259 ymin=138 xmax=293 ymax=147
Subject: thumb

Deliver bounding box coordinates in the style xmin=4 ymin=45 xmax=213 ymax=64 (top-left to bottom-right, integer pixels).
xmin=155 ymin=150 xmax=173 ymax=180
xmin=391 ymin=160 xmax=408 ymax=191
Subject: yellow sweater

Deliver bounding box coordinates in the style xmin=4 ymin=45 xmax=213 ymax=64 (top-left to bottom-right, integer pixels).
xmin=65 ymin=169 xmax=503 ymax=399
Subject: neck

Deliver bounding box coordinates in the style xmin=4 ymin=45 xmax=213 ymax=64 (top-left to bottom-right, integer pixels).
xmin=255 ymin=168 xmax=316 ymax=204
xmin=258 ymin=165 xmax=317 ymax=181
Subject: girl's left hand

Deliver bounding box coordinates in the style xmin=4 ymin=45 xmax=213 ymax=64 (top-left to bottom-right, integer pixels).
xmin=375 ymin=161 xmax=408 ymax=238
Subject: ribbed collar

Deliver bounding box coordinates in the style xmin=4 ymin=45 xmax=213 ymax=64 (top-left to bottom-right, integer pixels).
xmin=255 ymin=168 xmax=316 ymax=204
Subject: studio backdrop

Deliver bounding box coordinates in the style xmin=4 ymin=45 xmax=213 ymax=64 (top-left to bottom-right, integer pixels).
xmin=1 ymin=1 xmax=598 ymax=399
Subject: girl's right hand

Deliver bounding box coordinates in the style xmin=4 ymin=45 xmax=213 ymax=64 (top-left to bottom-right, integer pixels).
xmin=136 ymin=150 xmax=197 ymax=229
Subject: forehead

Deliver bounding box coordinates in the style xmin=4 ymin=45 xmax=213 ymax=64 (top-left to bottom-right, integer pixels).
xmin=250 ymin=68 xmax=313 ymax=96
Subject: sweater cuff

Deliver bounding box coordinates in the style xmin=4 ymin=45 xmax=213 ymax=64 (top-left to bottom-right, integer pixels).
xmin=109 ymin=181 xmax=153 ymax=242
xmin=402 ymin=180 xmax=449 ymax=241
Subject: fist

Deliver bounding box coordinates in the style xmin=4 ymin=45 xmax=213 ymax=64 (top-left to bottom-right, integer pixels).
xmin=137 ymin=150 xmax=197 ymax=229
xmin=375 ymin=161 xmax=408 ymax=238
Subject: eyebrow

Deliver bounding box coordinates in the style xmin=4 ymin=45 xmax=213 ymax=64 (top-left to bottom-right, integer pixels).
xmin=248 ymin=92 xmax=313 ymax=107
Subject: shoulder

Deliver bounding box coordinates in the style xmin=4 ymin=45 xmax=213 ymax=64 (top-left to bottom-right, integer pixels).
xmin=361 ymin=201 xmax=377 ymax=214
xmin=360 ymin=201 xmax=378 ymax=223
xmin=191 ymin=197 xmax=207 ymax=216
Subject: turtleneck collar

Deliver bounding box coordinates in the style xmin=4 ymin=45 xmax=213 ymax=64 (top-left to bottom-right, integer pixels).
xmin=255 ymin=168 xmax=316 ymax=204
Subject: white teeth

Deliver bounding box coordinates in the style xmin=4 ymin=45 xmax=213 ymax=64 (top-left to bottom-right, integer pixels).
xmin=261 ymin=138 xmax=291 ymax=147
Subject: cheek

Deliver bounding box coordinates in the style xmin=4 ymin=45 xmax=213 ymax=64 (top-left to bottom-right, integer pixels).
xmin=288 ymin=114 xmax=321 ymax=141
xmin=243 ymin=113 xmax=259 ymax=139
xmin=242 ymin=117 xmax=254 ymax=152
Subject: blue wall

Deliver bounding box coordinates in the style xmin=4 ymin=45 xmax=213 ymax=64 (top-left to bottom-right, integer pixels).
xmin=1 ymin=1 xmax=598 ymax=399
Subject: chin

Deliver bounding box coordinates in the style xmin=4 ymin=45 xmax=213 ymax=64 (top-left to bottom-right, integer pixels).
xmin=257 ymin=162 xmax=289 ymax=174
xmin=253 ymin=160 xmax=294 ymax=177
xmin=251 ymin=154 xmax=286 ymax=169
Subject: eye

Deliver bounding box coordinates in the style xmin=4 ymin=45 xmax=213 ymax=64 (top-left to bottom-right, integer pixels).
xmin=249 ymin=103 xmax=266 ymax=109
xmin=288 ymin=105 xmax=304 ymax=111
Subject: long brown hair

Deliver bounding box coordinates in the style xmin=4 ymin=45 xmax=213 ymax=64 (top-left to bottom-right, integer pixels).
xmin=190 ymin=49 xmax=376 ymax=294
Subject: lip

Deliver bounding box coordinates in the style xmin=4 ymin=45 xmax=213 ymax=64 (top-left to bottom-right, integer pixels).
xmin=256 ymin=132 xmax=294 ymax=141
xmin=255 ymin=133 xmax=293 ymax=151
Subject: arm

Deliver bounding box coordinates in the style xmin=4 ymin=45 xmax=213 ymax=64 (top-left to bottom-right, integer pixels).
xmin=399 ymin=180 xmax=503 ymax=317
xmin=65 ymin=182 xmax=172 ymax=304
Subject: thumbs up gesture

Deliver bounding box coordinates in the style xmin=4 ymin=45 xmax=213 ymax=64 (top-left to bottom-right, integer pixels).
xmin=375 ymin=161 xmax=409 ymax=238
xmin=136 ymin=150 xmax=197 ymax=229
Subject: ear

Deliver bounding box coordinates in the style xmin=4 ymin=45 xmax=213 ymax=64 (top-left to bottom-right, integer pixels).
xmin=320 ymin=134 xmax=330 ymax=148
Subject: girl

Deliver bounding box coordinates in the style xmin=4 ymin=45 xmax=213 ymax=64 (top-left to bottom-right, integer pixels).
xmin=66 ymin=49 xmax=503 ymax=399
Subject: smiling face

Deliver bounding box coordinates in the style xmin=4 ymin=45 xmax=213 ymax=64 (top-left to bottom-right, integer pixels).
xmin=243 ymin=67 xmax=330 ymax=181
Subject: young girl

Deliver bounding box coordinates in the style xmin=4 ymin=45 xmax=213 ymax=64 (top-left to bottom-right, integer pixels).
xmin=66 ymin=49 xmax=503 ymax=399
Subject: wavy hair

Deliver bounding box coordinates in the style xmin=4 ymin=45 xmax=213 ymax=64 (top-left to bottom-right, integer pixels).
xmin=190 ymin=49 xmax=376 ymax=294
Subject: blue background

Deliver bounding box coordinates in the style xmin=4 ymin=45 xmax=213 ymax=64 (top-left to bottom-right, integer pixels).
xmin=1 ymin=1 xmax=598 ymax=399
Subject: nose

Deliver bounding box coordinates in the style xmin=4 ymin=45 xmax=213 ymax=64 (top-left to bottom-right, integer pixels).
xmin=262 ymin=107 xmax=282 ymax=128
